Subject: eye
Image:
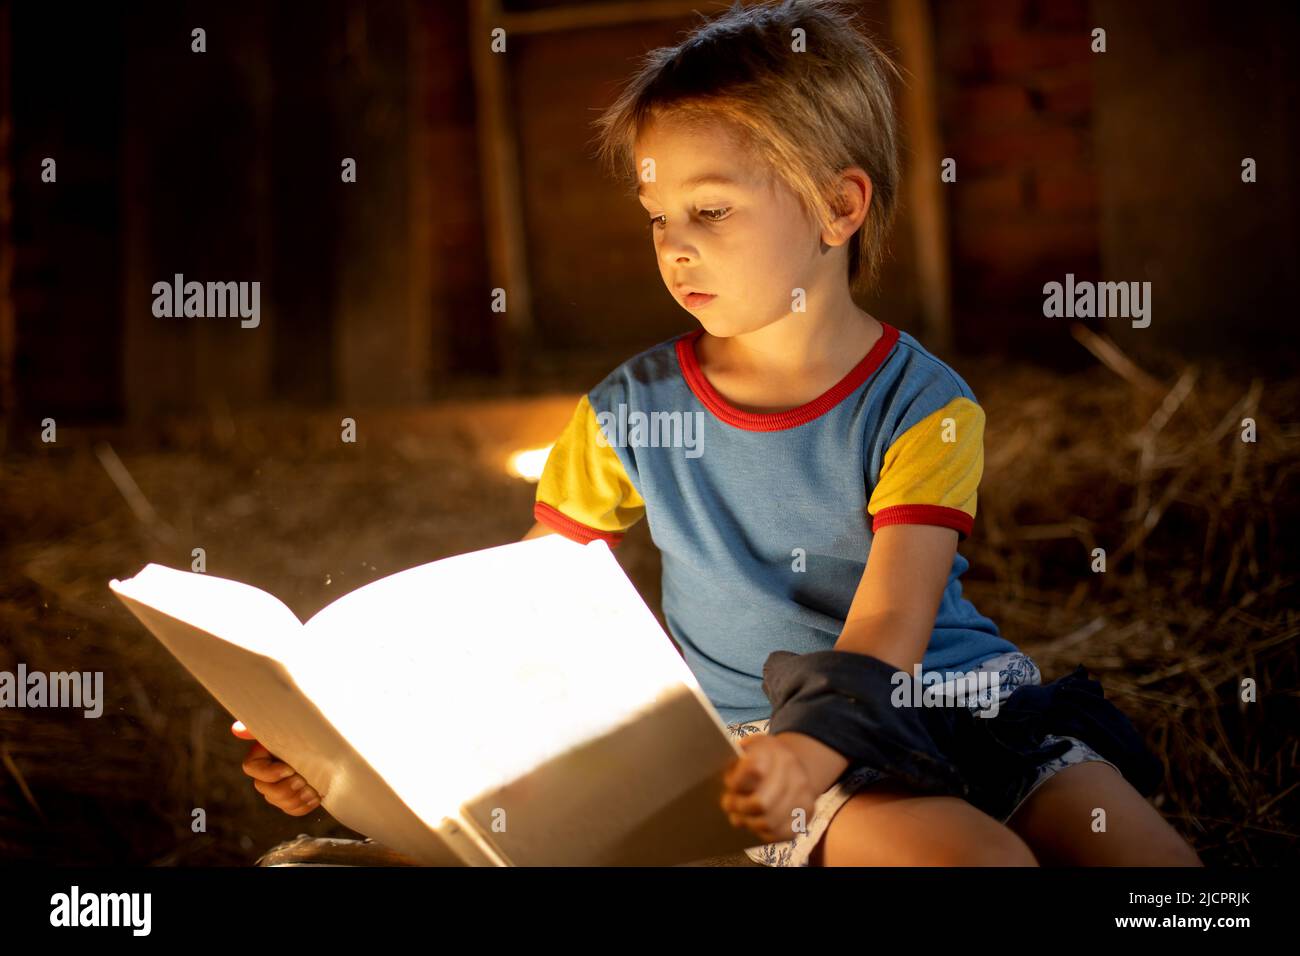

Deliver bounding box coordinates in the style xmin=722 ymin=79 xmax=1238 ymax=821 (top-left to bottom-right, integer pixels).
xmin=646 ymin=208 xmax=730 ymax=232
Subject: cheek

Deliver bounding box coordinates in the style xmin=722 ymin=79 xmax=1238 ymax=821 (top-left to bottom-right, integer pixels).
xmin=738 ymin=228 xmax=808 ymax=289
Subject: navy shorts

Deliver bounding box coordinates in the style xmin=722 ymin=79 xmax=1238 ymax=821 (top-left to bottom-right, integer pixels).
xmin=724 ymin=651 xmax=1121 ymax=867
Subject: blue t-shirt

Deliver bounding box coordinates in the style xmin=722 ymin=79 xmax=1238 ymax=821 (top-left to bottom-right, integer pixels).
xmin=534 ymin=321 xmax=1018 ymax=725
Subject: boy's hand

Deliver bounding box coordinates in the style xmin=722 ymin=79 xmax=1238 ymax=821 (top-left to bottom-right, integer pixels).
xmin=232 ymin=720 xmax=322 ymax=816
xmin=721 ymin=732 xmax=821 ymax=843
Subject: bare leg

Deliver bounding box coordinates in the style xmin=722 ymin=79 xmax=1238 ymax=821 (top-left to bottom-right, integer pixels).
xmin=1004 ymin=761 xmax=1202 ymax=866
xmin=811 ymin=782 xmax=1039 ymax=866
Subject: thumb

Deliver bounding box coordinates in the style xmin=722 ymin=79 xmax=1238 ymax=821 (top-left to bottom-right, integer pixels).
xmin=231 ymin=720 xmax=256 ymax=740
xmin=727 ymin=747 xmax=769 ymax=794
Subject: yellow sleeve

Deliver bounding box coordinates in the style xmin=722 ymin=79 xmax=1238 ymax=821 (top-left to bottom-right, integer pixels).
xmin=534 ymin=395 xmax=646 ymax=546
xmin=867 ymin=396 xmax=984 ymax=538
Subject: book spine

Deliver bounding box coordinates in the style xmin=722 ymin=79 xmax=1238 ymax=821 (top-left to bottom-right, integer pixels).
xmin=438 ymin=816 xmax=510 ymax=867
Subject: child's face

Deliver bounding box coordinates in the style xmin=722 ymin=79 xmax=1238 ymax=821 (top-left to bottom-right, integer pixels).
xmin=633 ymin=115 xmax=834 ymax=339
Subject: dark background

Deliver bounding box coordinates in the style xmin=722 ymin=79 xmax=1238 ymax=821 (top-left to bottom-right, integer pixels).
xmin=6 ymin=0 xmax=1297 ymax=423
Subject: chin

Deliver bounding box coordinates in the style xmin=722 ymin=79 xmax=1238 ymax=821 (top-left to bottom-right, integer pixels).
xmin=699 ymin=316 xmax=772 ymax=339
xmin=693 ymin=313 xmax=740 ymax=338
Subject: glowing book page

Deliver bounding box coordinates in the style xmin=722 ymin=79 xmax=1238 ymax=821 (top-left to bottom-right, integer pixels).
xmin=111 ymin=535 xmax=752 ymax=865
xmin=107 ymin=566 xmax=468 ymax=866
xmin=295 ymin=534 xmax=751 ymax=865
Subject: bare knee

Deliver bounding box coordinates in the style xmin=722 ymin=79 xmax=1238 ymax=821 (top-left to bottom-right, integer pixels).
xmin=1005 ymin=762 xmax=1204 ymax=866
xmin=817 ymin=789 xmax=1039 ymax=867
xmin=1133 ymin=823 xmax=1203 ymax=867
xmin=933 ymin=828 xmax=1038 ymax=867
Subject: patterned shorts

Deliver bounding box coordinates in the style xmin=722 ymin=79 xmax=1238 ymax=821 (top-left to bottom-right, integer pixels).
xmin=724 ymin=651 xmax=1121 ymax=867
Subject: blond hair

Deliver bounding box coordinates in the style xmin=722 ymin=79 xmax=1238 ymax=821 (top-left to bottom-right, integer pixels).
xmin=591 ymin=0 xmax=901 ymax=293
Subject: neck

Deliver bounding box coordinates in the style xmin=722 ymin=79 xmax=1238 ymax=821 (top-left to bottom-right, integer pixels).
xmin=709 ymin=291 xmax=880 ymax=378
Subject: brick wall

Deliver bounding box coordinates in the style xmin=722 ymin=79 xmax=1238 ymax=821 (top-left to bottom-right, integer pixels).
xmin=933 ymin=0 xmax=1100 ymax=360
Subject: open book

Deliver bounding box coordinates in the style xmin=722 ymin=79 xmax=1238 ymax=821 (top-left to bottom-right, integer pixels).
xmin=108 ymin=535 xmax=758 ymax=866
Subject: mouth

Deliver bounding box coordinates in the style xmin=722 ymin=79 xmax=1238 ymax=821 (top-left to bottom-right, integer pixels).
xmin=681 ymin=291 xmax=717 ymax=308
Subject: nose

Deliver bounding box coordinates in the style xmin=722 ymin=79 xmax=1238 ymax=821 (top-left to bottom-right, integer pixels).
xmin=657 ymin=225 xmax=696 ymax=269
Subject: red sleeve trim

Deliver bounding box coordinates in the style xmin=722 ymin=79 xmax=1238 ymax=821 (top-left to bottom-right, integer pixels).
xmin=534 ymin=501 xmax=625 ymax=547
xmin=872 ymin=504 xmax=973 ymax=538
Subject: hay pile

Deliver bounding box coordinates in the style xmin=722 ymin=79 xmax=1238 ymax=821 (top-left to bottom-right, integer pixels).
xmin=0 ymin=395 xmax=669 ymax=864
xmin=960 ymin=326 xmax=1299 ymax=865
xmin=0 ymin=332 xmax=1295 ymax=865
xmin=0 ymin=402 xmax=554 ymax=864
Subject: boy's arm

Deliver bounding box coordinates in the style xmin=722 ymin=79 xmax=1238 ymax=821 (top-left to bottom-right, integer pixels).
xmin=835 ymin=523 xmax=957 ymax=670
xmin=778 ymin=523 xmax=958 ymax=793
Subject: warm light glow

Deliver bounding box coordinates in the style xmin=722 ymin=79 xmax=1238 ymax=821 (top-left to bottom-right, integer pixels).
xmin=290 ymin=535 xmax=709 ymax=825
xmin=109 ymin=533 xmax=729 ymax=865
xmin=507 ymin=445 xmax=552 ymax=482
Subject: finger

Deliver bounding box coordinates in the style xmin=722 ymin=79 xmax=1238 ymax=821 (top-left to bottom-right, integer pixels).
xmin=263 ymin=787 xmax=318 ymax=816
xmin=726 ymin=749 xmax=769 ymax=794
xmin=243 ymin=751 xmax=295 ymax=783
xmin=727 ymin=789 xmax=776 ymax=827
xmin=243 ymin=745 xmax=297 ymax=784
xmin=736 ymin=769 xmax=806 ymax=834
xmin=720 ymin=790 xmax=748 ymax=814
xmin=729 ymin=790 xmax=769 ymax=817
xmin=730 ymin=736 xmax=764 ymax=766
xmin=254 ymin=774 xmax=318 ymax=806
xmin=731 ymin=785 xmax=791 ymax=822
xmin=728 ymin=809 xmax=777 ymax=843
xmin=762 ymin=768 xmax=814 ymax=820
xmin=275 ymin=775 xmax=315 ymax=803
xmin=288 ymin=779 xmax=320 ymax=804
xmin=723 ymin=792 xmax=778 ymax=836
xmin=728 ymin=743 xmax=774 ymax=796
xmin=283 ymin=785 xmax=322 ymax=812
xmin=282 ymin=799 xmax=319 ymax=817
xmin=231 ymin=720 xmax=255 ymax=740
xmin=731 ymin=807 xmax=784 ymax=843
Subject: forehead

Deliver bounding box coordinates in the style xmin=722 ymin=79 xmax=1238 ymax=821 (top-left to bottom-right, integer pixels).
xmin=633 ymin=116 xmax=758 ymax=197
xmin=634 ymin=112 xmax=747 ymax=155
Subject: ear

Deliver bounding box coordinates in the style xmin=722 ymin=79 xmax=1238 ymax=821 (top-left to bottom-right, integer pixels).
xmin=820 ymin=167 xmax=873 ymax=249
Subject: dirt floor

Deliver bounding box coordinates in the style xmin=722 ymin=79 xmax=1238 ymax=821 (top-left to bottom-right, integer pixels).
xmin=1 ymin=338 xmax=1296 ymax=865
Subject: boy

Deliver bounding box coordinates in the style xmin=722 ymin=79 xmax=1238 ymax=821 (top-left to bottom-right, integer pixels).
xmin=240 ymin=0 xmax=1200 ymax=867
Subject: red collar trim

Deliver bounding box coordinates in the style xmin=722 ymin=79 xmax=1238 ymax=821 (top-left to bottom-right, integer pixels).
xmin=675 ymin=322 xmax=900 ymax=431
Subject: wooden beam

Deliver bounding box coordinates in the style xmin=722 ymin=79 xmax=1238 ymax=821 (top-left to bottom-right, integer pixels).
xmin=0 ymin=0 xmax=14 ymax=433
xmin=890 ymin=0 xmax=952 ymax=350
xmin=408 ymin=0 xmax=439 ymax=389
xmin=470 ymin=0 xmax=535 ymax=379
xmin=469 ymin=0 xmax=718 ymax=378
